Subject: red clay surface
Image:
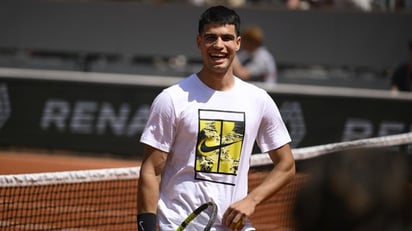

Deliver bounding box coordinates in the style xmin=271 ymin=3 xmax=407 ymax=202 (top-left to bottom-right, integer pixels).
xmin=0 ymin=149 xmax=139 ymax=174
xmin=0 ymin=148 xmax=301 ymax=231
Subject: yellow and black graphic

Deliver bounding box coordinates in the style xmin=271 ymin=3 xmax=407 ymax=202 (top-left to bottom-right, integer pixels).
xmin=195 ymin=109 xmax=245 ymax=183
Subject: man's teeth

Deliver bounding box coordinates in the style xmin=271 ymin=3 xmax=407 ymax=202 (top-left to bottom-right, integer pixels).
xmin=211 ymin=54 xmax=225 ymax=58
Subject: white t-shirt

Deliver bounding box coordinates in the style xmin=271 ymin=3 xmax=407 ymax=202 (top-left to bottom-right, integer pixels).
xmin=140 ymin=74 xmax=290 ymax=230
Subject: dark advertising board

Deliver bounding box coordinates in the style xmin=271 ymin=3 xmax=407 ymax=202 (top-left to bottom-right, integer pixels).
xmin=0 ymin=69 xmax=411 ymax=158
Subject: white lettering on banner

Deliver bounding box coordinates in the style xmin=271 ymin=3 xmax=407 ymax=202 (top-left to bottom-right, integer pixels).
xmin=41 ymin=99 xmax=306 ymax=145
xmin=40 ymin=99 xmax=70 ymax=132
xmin=279 ymin=101 xmax=306 ymax=148
xmin=71 ymin=101 xmax=98 ymax=134
xmin=0 ymin=84 xmax=11 ymax=130
xmin=126 ymin=106 xmax=151 ymax=136
xmin=342 ymin=118 xmax=373 ymax=141
xmin=343 ymin=118 xmax=411 ymax=154
xmin=96 ymin=103 xmax=130 ymax=136
xmin=377 ymin=121 xmax=410 ymax=153
xmin=378 ymin=121 xmax=405 ymax=137
xmin=41 ymin=99 xmax=150 ymax=136
xmin=343 ymin=117 xmax=411 ymax=140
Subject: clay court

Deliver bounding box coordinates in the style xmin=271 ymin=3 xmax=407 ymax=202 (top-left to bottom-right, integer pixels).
xmin=0 ymin=148 xmax=302 ymax=231
xmin=2 ymin=147 xmax=411 ymax=230
xmin=0 ymin=149 xmax=139 ymax=175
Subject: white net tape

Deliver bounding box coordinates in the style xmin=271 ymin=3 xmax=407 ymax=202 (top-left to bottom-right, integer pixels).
xmin=0 ymin=167 xmax=140 ymax=187
xmin=1 ymin=132 xmax=411 ymax=187
xmin=251 ymin=132 xmax=412 ymax=166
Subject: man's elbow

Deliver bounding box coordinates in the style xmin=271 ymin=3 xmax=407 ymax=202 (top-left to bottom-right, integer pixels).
xmin=284 ymin=157 xmax=296 ymax=183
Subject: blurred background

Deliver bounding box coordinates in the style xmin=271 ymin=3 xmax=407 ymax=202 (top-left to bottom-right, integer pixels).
xmin=0 ymin=0 xmax=411 ymax=158
xmin=1 ymin=0 xmax=411 ymax=89
xmin=0 ymin=3 xmax=411 ymax=230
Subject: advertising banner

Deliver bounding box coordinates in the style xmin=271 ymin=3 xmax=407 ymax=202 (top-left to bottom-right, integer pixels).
xmin=0 ymin=70 xmax=411 ymax=158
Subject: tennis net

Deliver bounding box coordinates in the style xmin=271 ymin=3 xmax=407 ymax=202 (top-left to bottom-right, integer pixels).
xmin=1 ymin=132 xmax=411 ymax=231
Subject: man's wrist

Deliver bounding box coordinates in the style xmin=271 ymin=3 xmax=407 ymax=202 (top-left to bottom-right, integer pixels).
xmin=137 ymin=213 xmax=156 ymax=231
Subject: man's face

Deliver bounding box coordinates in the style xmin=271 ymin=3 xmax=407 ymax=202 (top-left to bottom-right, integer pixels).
xmin=197 ymin=23 xmax=241 ymax=74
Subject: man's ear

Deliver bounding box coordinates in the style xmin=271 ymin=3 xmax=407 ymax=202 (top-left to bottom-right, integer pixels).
xmin=196 ymin=35 xmax=201 ymax=48
xmin=236 ymin=36 xmax=241 ymax=51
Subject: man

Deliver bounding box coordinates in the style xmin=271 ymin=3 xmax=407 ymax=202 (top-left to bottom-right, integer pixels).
xmin=137 ymin=5 xmax=295 ymax=231
xmin=390 ymin=40 xmax=412 ymax=92
xmin=233 ymin=25 xmax=277 ymax=84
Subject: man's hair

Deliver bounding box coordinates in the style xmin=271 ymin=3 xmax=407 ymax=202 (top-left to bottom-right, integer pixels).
xmin=198 ymin=5 xmax=241 ymax=36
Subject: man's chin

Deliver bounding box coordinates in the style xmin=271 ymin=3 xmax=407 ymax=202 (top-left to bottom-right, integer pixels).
xmin=210 ymin=64 xmax=229 ymax=73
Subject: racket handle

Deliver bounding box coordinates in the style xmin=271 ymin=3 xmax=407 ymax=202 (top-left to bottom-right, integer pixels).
xmin=137 ymin=213 xmax=156 ymax=231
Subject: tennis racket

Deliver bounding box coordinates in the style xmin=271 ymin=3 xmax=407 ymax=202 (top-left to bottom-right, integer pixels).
xmin=176 ymin=201 xmax=218 ymax=231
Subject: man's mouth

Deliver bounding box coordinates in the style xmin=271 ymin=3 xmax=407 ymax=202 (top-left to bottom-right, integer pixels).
xmin=210 ymin=53 xmax=227 ymax=61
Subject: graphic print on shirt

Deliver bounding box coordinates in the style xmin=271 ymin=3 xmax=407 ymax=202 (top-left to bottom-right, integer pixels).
xmin=195 ymin=109 xmax=245 ymax=185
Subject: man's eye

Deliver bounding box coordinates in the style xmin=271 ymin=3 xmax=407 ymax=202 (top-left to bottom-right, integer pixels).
xmin=204 ymin=36 xmax=216 ymax=43
xmin=222 ymin=36 xmax=234 ymax=41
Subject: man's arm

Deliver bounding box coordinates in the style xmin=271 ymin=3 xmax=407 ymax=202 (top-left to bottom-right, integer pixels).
xmin=222 ymin=144 xmax=295 ymax=230
xmin=137 ymin=145 xmax=168 ymax=231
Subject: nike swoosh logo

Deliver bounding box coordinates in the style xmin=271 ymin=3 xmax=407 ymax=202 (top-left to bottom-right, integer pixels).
xmin=198 ymin=139 xmax=239 ymax=153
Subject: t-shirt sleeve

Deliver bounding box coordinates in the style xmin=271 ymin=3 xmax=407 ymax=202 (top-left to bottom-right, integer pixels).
xmin=139 ymin=90 xmax=175 ymax=153
xmin=255 ymin=93 xmax=291 ymax=153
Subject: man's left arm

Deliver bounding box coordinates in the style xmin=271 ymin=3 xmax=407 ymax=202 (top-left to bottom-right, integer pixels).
xmin=222 ymin=144 xmax=295 ymax=230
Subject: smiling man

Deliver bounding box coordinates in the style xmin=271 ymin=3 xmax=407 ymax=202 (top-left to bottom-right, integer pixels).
xmin=137 ymin=5 xmax=295 ymax=231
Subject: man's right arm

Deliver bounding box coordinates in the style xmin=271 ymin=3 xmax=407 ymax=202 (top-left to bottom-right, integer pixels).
xmin=137 ymin=145 xmax=168 ymax=231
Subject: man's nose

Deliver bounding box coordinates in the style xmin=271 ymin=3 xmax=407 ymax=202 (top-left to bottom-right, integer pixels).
xmin=213 ymin=37 xmax=224 ymax=48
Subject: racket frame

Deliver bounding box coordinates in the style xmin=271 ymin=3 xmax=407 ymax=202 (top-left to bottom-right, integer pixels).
xmin=176 ymin=201 xmax=218 ymax=231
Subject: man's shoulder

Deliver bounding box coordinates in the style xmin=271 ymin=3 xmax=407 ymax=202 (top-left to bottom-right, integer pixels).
xmin=162 ymin=74 xmax=197 ymax=96
xmin=236 ymin=78 xmax=268 ymax=94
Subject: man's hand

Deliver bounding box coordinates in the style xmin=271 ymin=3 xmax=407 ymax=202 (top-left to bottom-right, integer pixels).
xmin=222 ymin=198 xmax=257 ymax=231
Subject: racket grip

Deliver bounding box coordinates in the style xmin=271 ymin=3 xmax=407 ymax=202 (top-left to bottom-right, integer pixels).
xmin=137 ymin=213 xmax=156 ymax=231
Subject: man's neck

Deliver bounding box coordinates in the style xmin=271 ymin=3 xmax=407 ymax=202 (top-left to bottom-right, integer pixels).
xmin=197 ymin=69 xmax=235 ymax=91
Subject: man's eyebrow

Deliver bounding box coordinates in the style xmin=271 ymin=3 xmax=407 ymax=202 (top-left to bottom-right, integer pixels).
xmin=222 ymin=34 xmax=236 ymax=38
xmin=202 ymin=33 xmax=236 ymax=38
xmin=202 ymin=33 xmax=216 ymax=36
